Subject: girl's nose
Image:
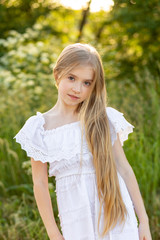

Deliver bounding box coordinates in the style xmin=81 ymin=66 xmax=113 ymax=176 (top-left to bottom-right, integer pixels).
xmin=72 ymin=82 xmax=81 ymax=93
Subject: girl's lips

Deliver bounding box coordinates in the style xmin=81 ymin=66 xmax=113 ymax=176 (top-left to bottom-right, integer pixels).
xmin=68 ymin=94 xmax=80 ymax=99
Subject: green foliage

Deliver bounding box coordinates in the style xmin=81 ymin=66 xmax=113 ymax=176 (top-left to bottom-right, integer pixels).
xmin=0 ymin=0 xmax=60 ymax=38
xmin=107 ymin=0 xmax=160 ymax=80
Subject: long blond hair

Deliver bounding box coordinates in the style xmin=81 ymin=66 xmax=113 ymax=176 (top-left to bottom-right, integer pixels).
xmin=53 ymin=43 xmax=128 ymax=237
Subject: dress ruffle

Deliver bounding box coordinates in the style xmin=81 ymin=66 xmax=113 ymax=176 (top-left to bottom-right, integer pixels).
xmin=106 ymin=107 xmax=135 ymax=146
xmin=13 ymin=107 xmax=135 ymax=164
xmin=13 ymin=111 xmax=89 ymax=163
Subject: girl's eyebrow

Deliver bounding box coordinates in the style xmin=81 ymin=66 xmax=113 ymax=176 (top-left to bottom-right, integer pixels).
xmin=69 ymin=73 xmax=93 ymax=82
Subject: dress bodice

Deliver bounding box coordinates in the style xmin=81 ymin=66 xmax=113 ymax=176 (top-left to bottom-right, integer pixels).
xmin=13 ymin=107 xmax=135 ymax=179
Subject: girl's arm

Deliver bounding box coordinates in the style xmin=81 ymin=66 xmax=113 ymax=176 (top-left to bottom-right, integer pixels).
xmin=31 ymin=158 xmax=64 ymax=240
xmin=112 ymin=135 xmax=152 ymax=240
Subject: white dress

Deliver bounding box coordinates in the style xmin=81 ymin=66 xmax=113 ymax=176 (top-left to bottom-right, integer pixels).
xmin=13 ymin=106 xmax=139 ymax=240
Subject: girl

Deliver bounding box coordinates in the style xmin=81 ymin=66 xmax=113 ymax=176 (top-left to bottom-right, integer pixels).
xmin=13 ymin=43 xmax=152 ymax=240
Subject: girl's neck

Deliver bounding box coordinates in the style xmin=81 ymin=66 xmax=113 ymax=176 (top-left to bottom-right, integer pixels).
xmin=52 ymin=101 xmax=79 ymax=117
xmin=46 ymin=105 xmax=79 ymax=122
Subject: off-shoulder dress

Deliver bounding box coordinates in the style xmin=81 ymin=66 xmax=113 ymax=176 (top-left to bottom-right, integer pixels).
xmin=13 ymin=107 xmax=139 ymax=240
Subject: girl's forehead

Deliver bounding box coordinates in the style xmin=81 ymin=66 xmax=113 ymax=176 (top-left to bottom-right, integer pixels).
xmin=69 ymin=65 xmax=94 ymax=79
xmin=71 ymin=64 xmax=94 ymax=73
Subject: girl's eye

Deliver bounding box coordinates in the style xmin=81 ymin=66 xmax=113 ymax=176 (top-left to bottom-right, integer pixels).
xmin=68 ymin=76 xmax=74 ymax=81
xmin=84 ymin=81 xmax=91 ymax=86
xmin=68 ymin=76 xmax=91 ymax=86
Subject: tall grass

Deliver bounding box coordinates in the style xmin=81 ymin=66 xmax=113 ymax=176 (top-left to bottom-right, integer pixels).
xmin=108 ymin=68 xmax=160 ymax=239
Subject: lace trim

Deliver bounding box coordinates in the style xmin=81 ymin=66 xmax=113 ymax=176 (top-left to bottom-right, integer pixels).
xmin=14 ymin=130 xmax=91 ymax=163
xmin=112 ymin=123 xmax=134 ymax=146
xmin=107 ymin=107 xmax=135 ymax=146
xmin=13 ymin=107 xmax=135 ymax=164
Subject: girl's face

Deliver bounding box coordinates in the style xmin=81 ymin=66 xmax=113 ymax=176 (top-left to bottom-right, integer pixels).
xmin=56 ymin=65 xmax=94 ymax=107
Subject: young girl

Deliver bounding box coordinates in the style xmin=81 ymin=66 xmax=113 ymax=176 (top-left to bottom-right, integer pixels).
xmin=13 ymin=43 xmax=152 ymax=240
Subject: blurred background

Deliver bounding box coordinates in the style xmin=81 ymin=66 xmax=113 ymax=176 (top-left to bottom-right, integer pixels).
xmin=0 ymin=0 xmax=159 ymax=239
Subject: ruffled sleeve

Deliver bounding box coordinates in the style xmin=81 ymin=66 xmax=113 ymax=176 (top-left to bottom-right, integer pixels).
xmin=13 ymin=112 xmax=49 ymax=163
xmin=106 ymin=107 xmax=135 ymax=146
xmin=13 ymin=112 xmax=87 ymax=164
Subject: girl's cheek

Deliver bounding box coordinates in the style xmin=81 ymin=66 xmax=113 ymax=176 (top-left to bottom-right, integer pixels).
xmin=59 ymin=81 xmax=70 ymax=90
xmin=63 ymin=80 xmax=72 ymax=88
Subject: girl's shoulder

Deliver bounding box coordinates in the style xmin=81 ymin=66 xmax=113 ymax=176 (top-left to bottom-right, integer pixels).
xmin=106 ymin=106 xmax=135 ymax=146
